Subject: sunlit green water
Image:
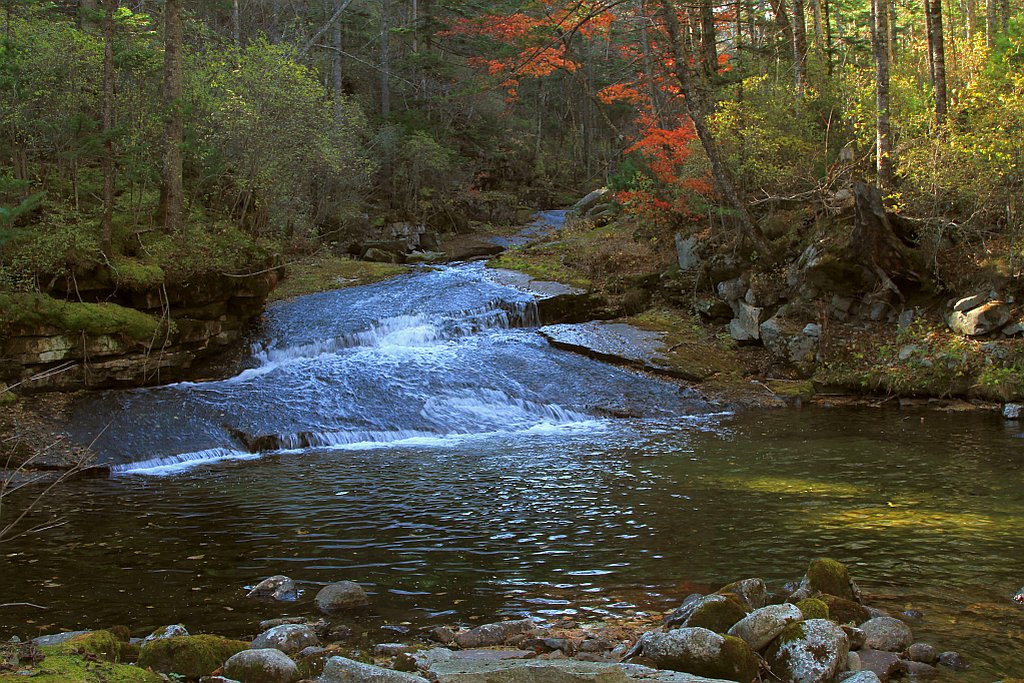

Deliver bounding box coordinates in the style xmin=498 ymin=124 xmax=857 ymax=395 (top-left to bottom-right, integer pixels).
xmin=3 ymin=407 xmax=1022 ymax=680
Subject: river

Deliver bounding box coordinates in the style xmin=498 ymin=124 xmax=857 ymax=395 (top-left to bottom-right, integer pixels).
xmin=2 ymin=214 xmax=1022 ymax=680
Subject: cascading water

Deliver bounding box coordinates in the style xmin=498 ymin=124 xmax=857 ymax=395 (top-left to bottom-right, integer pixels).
xmin=69 ymin=230 xmax=710 ymax=475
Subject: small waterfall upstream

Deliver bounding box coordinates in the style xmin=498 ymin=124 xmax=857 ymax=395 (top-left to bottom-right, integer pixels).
xmin=70 ymin=229 xmax=710 ymax=476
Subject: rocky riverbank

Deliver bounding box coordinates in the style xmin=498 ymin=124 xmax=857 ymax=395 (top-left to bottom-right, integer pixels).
xmin=2 ymin=558 xmax=1002 ymax=683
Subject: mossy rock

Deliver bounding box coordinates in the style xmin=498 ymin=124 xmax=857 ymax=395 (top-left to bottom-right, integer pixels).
xmin=796 ymin=598 xmax=829 ymax=620
xmin=0 ymin=293 xmax=165 ymax=342
xmin=47 ymin=630 xmax=138 ymax=663
xmin=819 ymin=594 xmax=870 ymax=624
xmin=718 ymin=635 xmax=761 ymax=683
xmin=685 ymin=595 xmax=750 ymax=633
xmin=805 ymin=558 xmax=857 ymax=601
xmin=0 ymin=654 xmax=162 ymax=682
xmin=136 ymin=634 xmax=249 ymax=679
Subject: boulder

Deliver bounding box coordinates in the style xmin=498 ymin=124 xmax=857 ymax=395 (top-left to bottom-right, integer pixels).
xmin=421 ymin=656 xmax=732 ymax=683
xmin=675 ymin=235 xmax=701 ymax=271
xmin=247 ymin=575 xmax=298 ymax=601
xmin=223 ymin=648 xmax=298 ymax=683
xmin=795 ymin=598 xmax=829 ymax=620
xmin=1005 ymin=404 xmax=1023 ymax=420
xmin=363 ymin=247 xmax=405 ymax=265
xmin=903 ymin=642 xmax=937 ymax=664
xmin=953 ymin=293 xmax=989 ymax=312
xmin=760 ymin=316 xmax=819 ymax=376
xmin=902 ymin=660 xmax=938 ymax=677
xmin=319 ymin=656 xmax=430 ymax=683
xmin=315 ymin=581 xmax=370 ymax=613
xmin=144 ymin=624 xmax=189 ymax=644
xmin=935 ymin=651 xmax=969 ymax=671
xmin=716 ymin=578 xmax=768 ymax=610
xmin=838 ymin=673 xmax=882 ymax=683
xmin=765 ymin=619 xmax=849 ymax=683
xmin=859 ymin=617 xmax=912 ymax=652
xmin=638 ymin=628 xmax=760 ymax=683
xmin=716 ymin=278 xmax=747 ymax=306
xmin=727 ymin=603 xmax=803 ymax=651
xmin=676 ymin=595 xmax=749 ymax=633
xmin=819 ymin=595 xmax=870 ymax=625
xmin=454 ymin=618 xmax=537 ymax=649
xmin=251 ymin=624 xmax=319 ymax=655
xmin=31 ymin=631 xmax=93 ymax=647
xmin=791 ymin=558 xmax=860 ymax=602
xmin=138 ymin=635 xmax=250 ymax=679
xmin=840 ymin=626 xmax=866 ymax=650
xmin=947 ymin=302 xmax=1011 ymax=336
xmin=395 ymin=647 xmax=532 ymax=674
xmin=856 ymin=649 xmax=904 ymax=682
xmin=574 ymin=188 xmax=611 ymax=216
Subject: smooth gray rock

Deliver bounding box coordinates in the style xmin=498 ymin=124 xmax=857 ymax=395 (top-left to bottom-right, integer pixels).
xmin=223 ymin=648 xmax=298 ymax=683
xmin=396 ymin=648 xmax=533 ymax=674
xmin=838 ymin=673 xmax=881 ymax=683
xmin=31 ymin=631 xmax=92 ymax=647
xmin=247 ymin=575 xmax=298 ymax=601
xmin=935 ymin=651 xmax=969 ymax=670
xmin=846 ymin=651 xmax=861 ymax=671
xmin=766 ymin=619 xmax=849 ymax=683
xmin=143 ymin=624 xmax=189 ymax=645
xmin=953 ymin=293 xmax=988 ymax=312
xmin=375 ymin=643 xmax=416 ymax=657
xmin=860 ymin=617 xmax=912 ymax=652
xmin=675 ymin=234 xmax=701 ymax=271
xmin=902 ymin=660 xmax=939 ymax=677
xmin=315 ymin=581 xmax=370 ymax=613
xmin=856 ymin=649 xmax=904 ymax=681
xmin=903 ymin=642 xmax=937 ymax=664
xmin=251 ymin=624 xmax=319 ymax=655
xmin=454 ymin=619 xmax=536 ymax=648
xmin=717 ymin=578 xmax=768 ymax=610
xmin=1004 ymin=404 xmax=1022 ymax=420
xmin=636 ymin=627 xmax=758 ymax=681
xmin=948 ymin=302 xmax=1011 ymax=336
xmin=728 ymin=603 xmax=803 ymax=651
xmin=319 ymin=656 xmax=430 ymax=683
xmin=425 ymin=655 xmax=732 ymax=683
xmin=574 ymin=188 xmax=611 ymax=216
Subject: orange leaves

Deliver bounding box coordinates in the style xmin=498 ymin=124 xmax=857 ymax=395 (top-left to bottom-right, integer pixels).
xmin=597 ymin=82 xmax=644 ymax=105
xmin=440 ymin=4 xmax=617 ymax=101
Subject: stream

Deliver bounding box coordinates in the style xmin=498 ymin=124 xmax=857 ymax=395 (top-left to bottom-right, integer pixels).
xmin=2 ymin=213 xmax=1023 ymax=680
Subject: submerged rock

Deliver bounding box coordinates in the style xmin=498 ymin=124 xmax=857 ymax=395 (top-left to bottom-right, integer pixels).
xmin=453 ymin=618 xmax=536 ymax=648
xmin=247 ymin=575 xmax=298 ymax=601
xmin=223 ymin=647 xmax=298 ymax=683
xmin=859 ymin=617 xmax=912 ymax=652
xmin=315 ymin=581 xmax=370 ymax=613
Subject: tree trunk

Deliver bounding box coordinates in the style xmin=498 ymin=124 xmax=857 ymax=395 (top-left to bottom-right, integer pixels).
xmin=985 ymin=0 xmax=995 ymax=45
xmin=871 ymin=0 xmax=893 ymax=190
xmin=79 ymin=0 xmax=98 ymax=30
xmin=101 ymin=0 xmax=116 ymax=258
xmin=769 ymin=0 xmax=795 ymax=46
xmin=231 ymin=0 xmax=240 ymax=44
xmin=791 ymin=0 xmax=808 ymax=93
xmin=332 ymin=11 xmax=344 ymax=121
xmin=656 ymin=0 xmax=774 ymax=258
xmin=380 ymin=0 xmax=390 ymax=118
xmin=924 ymin=0 xmax=936 ymax=83
xmin=823 ymin=0 xmax=833 ymax=74
xmin=159 ymin=0 xmax=184 ymax=233
xmin=809 ymin=0 xmax=824 ymax=52
xmin=927 ymin=0 xmax=948 ymax=127
xmin=699 ymin=0 xmax=717 ymax=80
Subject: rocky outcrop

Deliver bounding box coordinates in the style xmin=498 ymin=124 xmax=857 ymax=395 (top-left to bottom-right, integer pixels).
xmin=0 ymin=266 xmax=282 ymax=392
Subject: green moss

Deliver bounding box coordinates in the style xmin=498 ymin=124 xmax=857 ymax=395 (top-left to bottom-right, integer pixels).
xmin=685 ymin=596 xmax=749 ymax=633
xmin=488 ymin=252 xmax=592 ymax=289
xmin=47 ymin=630 xmax=138 ymax=663
xmin=135 ymin=634 xmax=249 ymax=679
xmin=269 ymin=257 xmax=408 ymax=302
xmin=625 ymin=308 xmax=744 ymax=384
xmin=819 ymin=595 xmax=870 ymax=625
xmin=718 ymin=635 xmax=761 ymax=683
xmin=773 ymin=621 xmax=808 ymax=647
xmin=0 ymin=655 xmax=161 ymax=683
xmin=0 ymin=293 xmax=165 ymax=342
xmin=796 ymin=598 xmax=829 ymax=620
xmin=110 ymin=257 xmax=165 ymax=291
xmin=806 ymin=558 xmax=855 ymax=600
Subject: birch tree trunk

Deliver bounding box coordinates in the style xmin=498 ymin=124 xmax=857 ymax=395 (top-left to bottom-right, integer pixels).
xmin=871 ymin=0 xmax=894 ymax=189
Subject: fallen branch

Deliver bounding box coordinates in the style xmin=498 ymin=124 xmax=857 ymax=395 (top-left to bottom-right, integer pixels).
xmin=0 ymin=602 xmax=49 ymax=609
